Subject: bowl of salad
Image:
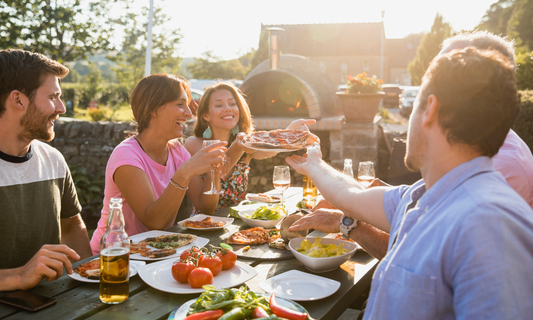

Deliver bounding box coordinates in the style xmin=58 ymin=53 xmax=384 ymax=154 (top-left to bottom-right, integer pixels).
xmin=238 ymin=204 xmax=287 ymax=228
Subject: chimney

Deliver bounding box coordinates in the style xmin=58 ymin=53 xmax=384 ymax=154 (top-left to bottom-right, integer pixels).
xmin=266 ymin=27 xmax=284 ymax=70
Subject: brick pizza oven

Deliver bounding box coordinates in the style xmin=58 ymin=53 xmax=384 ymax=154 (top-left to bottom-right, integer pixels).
xmin=241 ymin=52 xmax=380 ymax=170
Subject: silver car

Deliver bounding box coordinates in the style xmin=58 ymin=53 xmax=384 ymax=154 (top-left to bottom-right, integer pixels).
xmin=399 ymin=86 xmax=420 ymax=117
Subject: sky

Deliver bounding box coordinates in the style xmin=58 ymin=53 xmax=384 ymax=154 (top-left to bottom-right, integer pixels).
xmin=123 ymin=0 xmax=498 ymax=60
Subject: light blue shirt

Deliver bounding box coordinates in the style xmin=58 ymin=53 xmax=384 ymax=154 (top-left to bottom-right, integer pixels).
xmin=364 ymin=157 xmax=533 ymax=320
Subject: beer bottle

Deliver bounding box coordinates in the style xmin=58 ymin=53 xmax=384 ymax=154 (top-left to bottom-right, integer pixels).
xmin=99 ymin=197 xmax=130 ymax=304
xmin=343 ymin=159 xmax=354 ymax=178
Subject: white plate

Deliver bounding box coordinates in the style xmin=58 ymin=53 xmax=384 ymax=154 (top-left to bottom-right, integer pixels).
xmin=138 ymin=260 xmax=258 ymax=294
xmin=68 ymin=259 xmax=146 ymax=283
xmin=129 ymin=230 xmax=209 ymax=261
xmin=177 ymin=214 xmax=234 ymax=231
xmin=258 ymin=270 xmax=341 ymax=301
xmin=245 ymin=193 xmax=281 ymax=203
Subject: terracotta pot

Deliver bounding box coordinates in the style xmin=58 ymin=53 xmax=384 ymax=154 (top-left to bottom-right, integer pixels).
xmin=337 ymin=92 xmax=385 ymax=123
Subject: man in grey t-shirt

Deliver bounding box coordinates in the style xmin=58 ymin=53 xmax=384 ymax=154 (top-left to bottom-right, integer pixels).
xmin=0 ymin=49 xmax=92 ymax=290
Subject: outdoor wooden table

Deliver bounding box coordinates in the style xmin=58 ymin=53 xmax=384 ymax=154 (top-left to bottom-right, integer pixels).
xmin=0 ymin=188 xmax=377 ymax=320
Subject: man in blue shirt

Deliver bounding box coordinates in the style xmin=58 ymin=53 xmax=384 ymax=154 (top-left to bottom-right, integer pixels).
xmin=287 ymin=48 xmax=533 ymax=318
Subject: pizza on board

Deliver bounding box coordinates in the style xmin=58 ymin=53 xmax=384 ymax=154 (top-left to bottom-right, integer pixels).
xmin=243 ymin=129 xmax=320 ymax=150
xmin=181 ymin=217 xmax=225 ymax=229
xmin=226 ymin=227 xmax=289 ymax=250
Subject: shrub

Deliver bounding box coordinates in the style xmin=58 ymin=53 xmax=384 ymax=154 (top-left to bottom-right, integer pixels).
xmin=516 ymin=51 xmax=533 ymax=90
xmin=513 ymin=90 xmax=533 ymax=152
xmin=87 ymin=106 xmax=108 ymax=121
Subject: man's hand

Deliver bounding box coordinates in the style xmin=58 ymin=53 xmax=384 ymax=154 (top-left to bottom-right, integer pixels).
xmin=16 ymin=244 xmax=80 ymax=290
xmin=288 ymin=208 xmax=343 ymax=233
xmin=311 ymin=199 xmax=336 ymax=211
xmin=285 ymin=143 xmax=322 ymax=176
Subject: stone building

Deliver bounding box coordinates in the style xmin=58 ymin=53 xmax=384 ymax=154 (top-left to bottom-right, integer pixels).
xmin=261 ymin=22 xmax=421 ymax=86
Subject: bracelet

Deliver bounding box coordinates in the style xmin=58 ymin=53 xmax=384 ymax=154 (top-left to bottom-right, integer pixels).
xmin=169 ymin=178 xmax=188 ymax=190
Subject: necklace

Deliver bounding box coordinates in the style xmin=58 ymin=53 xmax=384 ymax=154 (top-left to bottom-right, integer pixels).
xmin=134 ymin=136 xmax=145 ymax=152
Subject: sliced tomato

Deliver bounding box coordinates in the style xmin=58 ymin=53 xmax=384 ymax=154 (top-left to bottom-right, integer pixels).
xmin=183 ymin=309 xmax=224 ymax=320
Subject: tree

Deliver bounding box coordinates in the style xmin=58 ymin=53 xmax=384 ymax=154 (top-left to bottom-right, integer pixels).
xmin=476 ymin=0 xmax=516 ymax=36
xmin=109 ymin=7 xmax=182 ymax=89
xmin=250 ymin=29 xmax=269 ymax=71
xmin=408 ymin=14 xmax=453 ymax=85
xmin=507 ymin=0 xmax=533 ymax=50
xmin=188 ymin=51 xmax=246 ymax=80
xmin=516 ymin=51 xmax=533 ymax=89
xmin=0 ymin=0 xmax=129 ymax=62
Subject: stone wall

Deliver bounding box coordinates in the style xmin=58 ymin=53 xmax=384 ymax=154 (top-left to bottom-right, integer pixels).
xmin=49 ymin=118 xmax=136 ymax=176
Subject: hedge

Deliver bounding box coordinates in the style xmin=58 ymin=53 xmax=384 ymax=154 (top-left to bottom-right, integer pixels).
xmin=61 ymin=83 xmax=130 ymax=109
xmin=514 ymin=90 xmax=533 ymax=152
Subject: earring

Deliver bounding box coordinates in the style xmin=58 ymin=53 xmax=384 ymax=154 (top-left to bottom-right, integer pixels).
xmin=203 ymin=126 xmax=213 ymax=139
xmin=230 ymin=124 xmax=240 ymax=135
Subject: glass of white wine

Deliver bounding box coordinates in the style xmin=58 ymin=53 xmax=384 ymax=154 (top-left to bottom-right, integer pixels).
xmin=202 ymin=140 xmax=223 ymax=195
xmin=273 ymin=165 xmax=291 ymax=207
xmin=357 ymin=161 xmax=375 ymax=188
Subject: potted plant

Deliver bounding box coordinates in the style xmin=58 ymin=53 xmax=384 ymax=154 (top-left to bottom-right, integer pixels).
xmin=337 ymin=72 xmax=385 ymax=123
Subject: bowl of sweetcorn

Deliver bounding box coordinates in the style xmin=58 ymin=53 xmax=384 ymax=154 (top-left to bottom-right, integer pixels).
xmin=289 ymin=237 xmax=358 ymax=273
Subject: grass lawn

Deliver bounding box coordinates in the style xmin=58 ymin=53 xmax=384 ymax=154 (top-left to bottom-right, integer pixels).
xmin=67 ymin=105 xmax=134 ymax=122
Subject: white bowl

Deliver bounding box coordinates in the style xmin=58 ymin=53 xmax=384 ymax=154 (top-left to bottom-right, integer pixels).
xmin=237 ymin=207 xmax=285 ymax=229
xmin=289 ymin=237 xmax=358 ymax=273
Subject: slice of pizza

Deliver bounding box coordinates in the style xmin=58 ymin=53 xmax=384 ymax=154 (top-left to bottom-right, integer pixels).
xmin=226 ymin=227 xmax=271 ymax=245
xmin=74 ymin=260 xmax=101 ymax=279
xmin=130 ymin=242 xmax=150 ymax=254
xmin=139 ymin=248 xmax=177 ymax=258
xmin=244 ymin=129 xmax=320 ymax=150
xmin=140 ymin=233 xmax=197 ymax=249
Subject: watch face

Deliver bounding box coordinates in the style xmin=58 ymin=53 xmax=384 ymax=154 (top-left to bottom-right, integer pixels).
xmin=342 ymin=216 xmax=355 ymax=226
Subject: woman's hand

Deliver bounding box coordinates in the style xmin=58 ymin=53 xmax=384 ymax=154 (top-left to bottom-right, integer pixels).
xmin=184 ymin=141 xmax=227 ymax=177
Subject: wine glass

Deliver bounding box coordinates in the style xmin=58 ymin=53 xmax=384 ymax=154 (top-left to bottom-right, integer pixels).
xmin=273 ymin=165 xmax=291 ymax=207
xmin=202 ymin=140 xmax=223 ymax=195
xmin=357 ymin=161 xmax=375 ymax=189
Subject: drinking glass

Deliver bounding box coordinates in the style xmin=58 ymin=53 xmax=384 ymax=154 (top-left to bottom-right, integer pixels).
xmin=357 ymin=161 xmax=375 ymax=188
xmin=273 ymin=165 xmax=291 ymax=207
xmin=203 ymin=140 xmax=223 ymax=195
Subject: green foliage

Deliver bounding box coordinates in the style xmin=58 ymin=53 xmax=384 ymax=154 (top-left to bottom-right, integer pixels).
xmin=408 ymin=14 xmax=453 ymax=85
xmin=516 ymin=51 xmax=533 ymax=89
xmin=508 ymin=0 xmax=533 ymax=50
xmin=513 ymin=90 xmax=533 ymax=152
xmin=63 ymin=68 xmax=81 ymax=83
xmin=187 ymin=51 xmax=247 ymax=79
xmin=69 ymin=164 xmax=104 ymax=217
xmin=87 ymin=107 xmax=107 ymax=121
xmin=0 ymin=0 xmax=130 ymax=62
xmin=61 ymin=83 xmax=130 ymax=111
xmin=84 ymin=62 xmax=104 ymax=104
xmin=476 ymin=0 xmax=516 ymax=36
xmin=251 ymin=30 xmax=269 ymax=71
xmin=108 ymin=6 xmax=182 ymax=90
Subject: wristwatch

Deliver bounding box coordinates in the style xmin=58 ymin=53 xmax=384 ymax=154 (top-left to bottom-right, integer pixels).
xmin=339 ymin=215 xmax=358 ymax=239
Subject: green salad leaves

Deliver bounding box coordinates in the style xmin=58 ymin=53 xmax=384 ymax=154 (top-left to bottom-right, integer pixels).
xmin=249 ymin=205 xmax=287 ymax=220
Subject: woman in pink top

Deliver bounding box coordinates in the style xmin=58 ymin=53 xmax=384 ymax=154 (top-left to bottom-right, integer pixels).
xmin=90 ymin=74 xmax=227 ymax=254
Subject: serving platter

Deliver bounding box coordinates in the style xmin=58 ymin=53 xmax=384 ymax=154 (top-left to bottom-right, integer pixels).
xmin=138 ymin=260 xmax=257 ymax=294
xmin=129 ymin=230 xmax=209 ymax=261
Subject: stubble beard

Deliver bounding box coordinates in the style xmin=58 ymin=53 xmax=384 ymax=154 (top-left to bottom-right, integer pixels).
xmin=404 ymin=115 xmax=423 ymax=173
xmin=19 ymin=100 xmax=55 ymax=142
